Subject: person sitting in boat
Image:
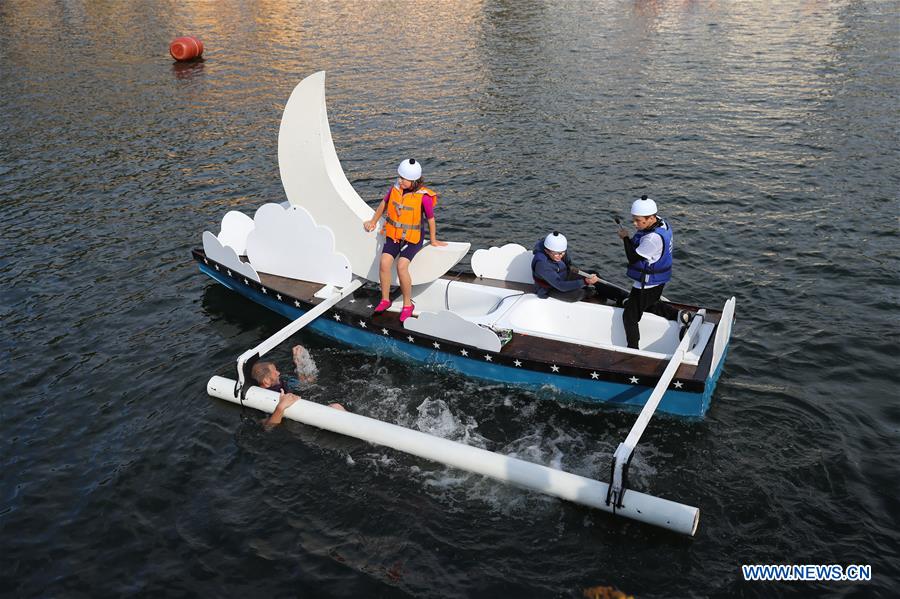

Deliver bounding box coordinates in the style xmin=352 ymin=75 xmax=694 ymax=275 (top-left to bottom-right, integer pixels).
xmin=617 ymin=195 xmax=689 ymax=349
xmin=251 ymin=346 xmax=346 ymax=429
xmin=363 ymin=158 xmax=448 ymax=322
xmin=531 ymin=231 xmax=628 ymax=304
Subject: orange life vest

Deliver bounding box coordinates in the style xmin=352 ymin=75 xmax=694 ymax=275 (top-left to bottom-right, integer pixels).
xmin=383 ymin=184 xmax=437 ymax=244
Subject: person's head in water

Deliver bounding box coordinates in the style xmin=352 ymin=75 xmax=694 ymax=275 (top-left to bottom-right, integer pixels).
xmin=251 ymin=361 xmax=280 ymax=388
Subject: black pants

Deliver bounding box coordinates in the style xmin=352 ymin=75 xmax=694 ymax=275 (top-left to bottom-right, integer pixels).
xmin=547 ymin=286 xmax=585 ymax=302
xmin=593 ymin=281 xmax=629 ymax=306
xmin=547 ymin=279 xmax=630 ymax=305
xmin=623 ymin=284 xmax=678 ymax=349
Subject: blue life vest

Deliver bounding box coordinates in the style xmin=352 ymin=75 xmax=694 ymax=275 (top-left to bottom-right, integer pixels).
xmin=626 ymin=218 xmax=673 ymax=286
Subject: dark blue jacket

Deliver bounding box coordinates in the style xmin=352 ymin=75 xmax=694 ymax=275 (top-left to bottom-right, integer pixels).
xmin=531 ymin=239 xmax=583 ymax=298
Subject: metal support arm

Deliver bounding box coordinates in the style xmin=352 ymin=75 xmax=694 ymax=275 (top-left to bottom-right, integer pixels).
xmin=234 ymin=279 xmax=364 ymax=399
xmin=606 ymin=311 xmax=705 ymax=509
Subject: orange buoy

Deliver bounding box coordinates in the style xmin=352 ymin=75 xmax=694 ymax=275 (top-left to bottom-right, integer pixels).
xmin=169 ymin=36 xmax=204 ymax=62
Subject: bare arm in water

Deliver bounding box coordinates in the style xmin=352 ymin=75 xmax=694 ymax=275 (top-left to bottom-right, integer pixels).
xmin=264 ymin=390 xmax=300 ymax=429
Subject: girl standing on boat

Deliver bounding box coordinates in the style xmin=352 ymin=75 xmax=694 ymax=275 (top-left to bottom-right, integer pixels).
xmin=363 ymin=159 xmax=447 ymax=322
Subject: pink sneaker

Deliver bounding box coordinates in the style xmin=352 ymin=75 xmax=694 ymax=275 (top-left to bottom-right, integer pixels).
xmin=399 ymin=303 xmax=415 ymax=322
xmin=373 ymin=299 xmax=391 ymax=314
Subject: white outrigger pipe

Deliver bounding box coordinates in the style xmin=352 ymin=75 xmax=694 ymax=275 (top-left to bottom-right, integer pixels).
xmin=607 ymin=312 xmax=705 ymax=509
xmin=207 ymin=375 xmax=699 ymax=536
xmin=234 ymin=279 xmax=363 ymax=396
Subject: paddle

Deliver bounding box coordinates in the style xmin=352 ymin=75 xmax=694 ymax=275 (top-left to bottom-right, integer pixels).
xmin=575 ymin=268 xmax=629 ymax=298
xmin=564 ymin=216 xmax=631 ymax=298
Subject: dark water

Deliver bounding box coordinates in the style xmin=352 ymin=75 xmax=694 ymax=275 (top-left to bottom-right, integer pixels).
xmin=2 ymin=1 xmax=898 ymax=597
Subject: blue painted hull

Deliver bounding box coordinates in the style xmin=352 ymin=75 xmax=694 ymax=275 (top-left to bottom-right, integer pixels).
xmin=199 ymin=264 xmax=727 ymax=417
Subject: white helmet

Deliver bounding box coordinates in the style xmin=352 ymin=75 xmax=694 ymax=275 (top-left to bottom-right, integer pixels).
xmin=544 ymin=231 xmax=567 ymax=252
xmin=398 ymin=158 xmax=422 ymax=181
xmin=631 ymin=194 xmax=658 ymax=216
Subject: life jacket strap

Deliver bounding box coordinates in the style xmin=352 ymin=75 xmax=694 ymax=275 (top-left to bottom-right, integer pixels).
xmin=390 ymin=200 xmax=416 ymax=212
xmin=385 ymin=217 xmax=421 ymax=231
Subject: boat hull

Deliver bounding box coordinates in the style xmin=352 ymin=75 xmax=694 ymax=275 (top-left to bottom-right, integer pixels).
xmin=199 ymin=262 xmax=726 ymax=417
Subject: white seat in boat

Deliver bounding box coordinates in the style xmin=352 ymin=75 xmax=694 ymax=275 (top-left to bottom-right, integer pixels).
xmin=408 ymin=278 xmax=526 ymax=328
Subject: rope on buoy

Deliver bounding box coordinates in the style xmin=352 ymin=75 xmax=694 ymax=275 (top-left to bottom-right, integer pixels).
xmin=169 ymin=36 xmax=204 ymax=62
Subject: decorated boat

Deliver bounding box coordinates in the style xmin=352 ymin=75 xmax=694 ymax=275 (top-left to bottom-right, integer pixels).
xmin=194 ymin=71 xmax=735 ymax=418
xmin=195 ymin=72 xmax=738 ymax=535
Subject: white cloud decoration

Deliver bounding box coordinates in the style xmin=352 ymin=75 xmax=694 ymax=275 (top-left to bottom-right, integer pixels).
xmin=245 ymin=203 xmax=352 ymax=287
xmin=471 ymin=243 xmax=535 ymax=284
xmin=202 ymin=231 xmax=262 ymax=283
xmin=216 ymin=211 xmax=255 ymax=256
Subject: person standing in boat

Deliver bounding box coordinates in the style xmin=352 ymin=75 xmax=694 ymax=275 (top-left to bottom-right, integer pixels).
xmin=531 ymin=231 xmax=627 ymax=304
xmin=618 ymin=196 xmax=687 ymax=349
xmin=363 ymin=159 xmax=447 ymax=322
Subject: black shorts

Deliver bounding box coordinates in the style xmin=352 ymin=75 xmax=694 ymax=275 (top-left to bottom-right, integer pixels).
xmin=382 ymin=237 xmax=424 ymax=261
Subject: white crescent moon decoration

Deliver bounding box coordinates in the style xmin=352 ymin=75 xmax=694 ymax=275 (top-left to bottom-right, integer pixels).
xmin=277 ymin=71 xmax=470 ymax=285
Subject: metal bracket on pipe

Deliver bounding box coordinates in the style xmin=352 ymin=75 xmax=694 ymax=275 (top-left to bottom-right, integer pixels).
xmin=606 ymin=442 xmax=635 ymax=510
xmin=236 ymin=353 xmax=260 ymax=401
xmin=233 ymin=278 xmax=364 ymax=399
